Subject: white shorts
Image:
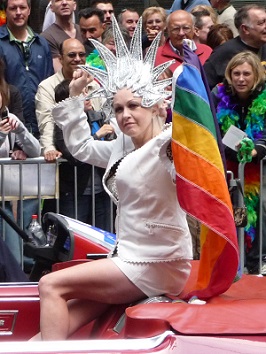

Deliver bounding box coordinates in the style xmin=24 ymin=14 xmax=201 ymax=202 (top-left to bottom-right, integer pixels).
xmin=110 ymin=256 xmax=191 ymax=297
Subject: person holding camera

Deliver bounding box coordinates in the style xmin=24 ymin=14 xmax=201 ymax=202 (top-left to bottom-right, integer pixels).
xmin=0 ymin=84 xmax=41 ymax=266
xmin=53 ymin=79 xmax=115 ymax=231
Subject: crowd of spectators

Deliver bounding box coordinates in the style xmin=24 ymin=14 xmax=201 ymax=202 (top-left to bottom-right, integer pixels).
xmin=0 ymin=0 xmax=266 ymax=274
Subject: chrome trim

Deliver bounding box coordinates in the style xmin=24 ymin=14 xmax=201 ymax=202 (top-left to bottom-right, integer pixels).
xmin=0 ymin=310 xmax=18 ymax=336
xmin=0 ymin=331 xmax=173 ymax=352
xmin=0 ymin=297 xmax=40 ymax=302
xmin=0 ymin=283 xmax=38 ymax=287
xmin=113 ymin=296 xmax=172 ymax=333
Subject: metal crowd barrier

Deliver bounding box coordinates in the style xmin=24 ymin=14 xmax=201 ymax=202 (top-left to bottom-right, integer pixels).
xmin=0 ymin=157 xmax=114 ymax=267
xmin=228 ymin=165 xmax=245 ymax=274
xmin=231 ymin=161 xmax=264 ymax=275
xmin=3 ymin=157 xmax=264 ymax=275
xmin=0 ymin=157 xmax=58 ymax=226
xmin=260 ymin=158 xmax=266 ymax=274
xmin=236 ymin=163 xmax=246 ymax=275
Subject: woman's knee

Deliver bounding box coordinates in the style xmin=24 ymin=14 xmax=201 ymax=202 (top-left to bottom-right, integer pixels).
xmin=38 ymin=272 xmax=59 ymax=298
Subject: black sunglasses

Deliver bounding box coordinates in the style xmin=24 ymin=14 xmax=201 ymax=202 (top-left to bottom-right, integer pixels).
xmin=22 ymin=41 xmax=30 ymax=61
xmin=65 ymin=52 xmax=87 ymax=59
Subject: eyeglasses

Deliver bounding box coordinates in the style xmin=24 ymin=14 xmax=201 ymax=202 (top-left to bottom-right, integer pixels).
xmin=22 ymin=41 xmax=30 ymax=61
xmin=65 ymin=52 xmax=87 ymax=59
xmin=170 ymin=26 xmax=192 ymax=34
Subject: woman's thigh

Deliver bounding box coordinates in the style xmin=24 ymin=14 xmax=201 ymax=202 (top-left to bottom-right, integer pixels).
xmin=39 ymin=258 xmax=146 ymax=304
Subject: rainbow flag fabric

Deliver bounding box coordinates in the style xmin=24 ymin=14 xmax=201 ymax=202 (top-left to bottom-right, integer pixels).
xmin=172 ymin=59 xmax=239 ymax=300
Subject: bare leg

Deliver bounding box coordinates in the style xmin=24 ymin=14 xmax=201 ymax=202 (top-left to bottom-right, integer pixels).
xmin=38 ymin=258 xmax=145 ymax=340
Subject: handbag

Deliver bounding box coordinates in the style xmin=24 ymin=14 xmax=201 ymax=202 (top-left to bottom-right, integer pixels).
xmin=233 ymin=179 xmax=247 ymax=228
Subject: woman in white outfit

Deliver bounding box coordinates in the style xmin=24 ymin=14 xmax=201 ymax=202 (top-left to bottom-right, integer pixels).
xmin=36 ymin=17 xmax=192 ymax=340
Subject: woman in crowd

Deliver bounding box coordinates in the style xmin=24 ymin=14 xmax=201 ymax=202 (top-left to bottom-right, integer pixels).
xmin=0 ymin=58 xmax=40 ymax=266
xmin=207 ymin=23 xmax=233 ymax=49
xmin=0 ymin=58 xmax=24 ymax=122
xmin=212 ymin=51 xmax=266 ymax=274
xmin=142 ymin=6 xmax=167 ymax=52
xmin=0 ymin=84 xmax=41 ymax=266
xmin=102 ymin=25 xmax=131 ymax=55
xmin=34 ymin=18 xmax=192 ymax=340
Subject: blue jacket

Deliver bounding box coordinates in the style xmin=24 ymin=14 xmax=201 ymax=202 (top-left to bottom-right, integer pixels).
xmin=0 ymin=25 xmax=54 ymax=135
xmin=167 ymin=0 xmax=211 ymax=13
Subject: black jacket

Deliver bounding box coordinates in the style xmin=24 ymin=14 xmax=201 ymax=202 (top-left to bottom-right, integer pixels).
xmin=54 ymin=110 xmax=112 ymax=195
xmin=204 ymin=37 xmax=266 ymax=89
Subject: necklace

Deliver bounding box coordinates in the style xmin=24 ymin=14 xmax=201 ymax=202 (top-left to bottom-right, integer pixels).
xmin=216 ymin=83 xmax=266 ymax=140
xmin=216 ymin=84 xmax=266 ymax=251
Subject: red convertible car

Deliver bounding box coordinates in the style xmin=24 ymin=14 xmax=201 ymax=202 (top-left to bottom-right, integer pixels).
xmin=1 ymin=212 xmax=266 ymax=353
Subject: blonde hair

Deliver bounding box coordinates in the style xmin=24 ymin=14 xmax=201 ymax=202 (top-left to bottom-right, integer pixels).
xmin=142 ymin=7 xmax=167 ymax=28
xmin=225 ymin=51 xmax=265 ymax=92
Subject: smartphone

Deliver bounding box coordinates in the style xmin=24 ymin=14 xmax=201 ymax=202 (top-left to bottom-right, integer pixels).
xmin=0 ymin=110 xmax=8 ymax=121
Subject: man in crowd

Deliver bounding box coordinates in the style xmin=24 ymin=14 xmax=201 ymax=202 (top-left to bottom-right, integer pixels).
xmin=90 ymin=0 xmax=114 ymax=26
xmin=41 ymin=0 xmax=83 ymax=72
xmin=36 ymin=38 xmax=110 ymax=229
xmin=78 ymin=7 xmax=106 ymax=54
xmin=155 ymin=10 xmax=212 ymax=72
xmin=167 ymin=0 xmax=211 ymax=13
xmin=191 ymin=9 xmax=214 ymax=44
xmin=210 ymin=0 xmax=238 ymax=37
xmin=204 ymin=4 xmax=266 ymax=89
xmin=117 ymin=8 xmax=139 ymax=38
xmin=35 ymin=38 xmax=102 ymax=162
xmin=0 ymin=0 xmax=53 ymax=138
xmin=42 ymin=1 xmax=76 ymax=32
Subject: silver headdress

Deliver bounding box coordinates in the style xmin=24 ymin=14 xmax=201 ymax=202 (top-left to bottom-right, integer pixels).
xmin=79 ymin=15 xmax=174 ymax=108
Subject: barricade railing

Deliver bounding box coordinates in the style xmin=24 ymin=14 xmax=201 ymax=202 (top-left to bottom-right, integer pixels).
xmin=55 ymin=159 xmax=115 ymax=232
xmin=228 ymin=165 xmax=245 ymax=274
xmin=236 ymin=163 xmax=246 ymax=275
xmin=260 ymin=158 xmax=266 ymax=274
xmin=0 ymin=157 xmax=114 ymax=268
xmin=231 ymin=161 xmax=264 ymax=275
xmin=0 ymin=157 xmax=58 ymax=226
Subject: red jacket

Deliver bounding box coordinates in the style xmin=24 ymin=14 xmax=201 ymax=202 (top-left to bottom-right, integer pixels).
xmin=155 ymin=39 xmax=212 ymax=72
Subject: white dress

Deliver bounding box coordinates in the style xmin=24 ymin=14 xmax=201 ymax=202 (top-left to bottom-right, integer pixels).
xmin=53 ymin=97 xmax=193 ymax=297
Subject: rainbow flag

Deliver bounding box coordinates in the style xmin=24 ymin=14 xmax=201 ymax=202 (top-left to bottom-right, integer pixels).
xmin=172 ymin=59 xmax=239 ymax=299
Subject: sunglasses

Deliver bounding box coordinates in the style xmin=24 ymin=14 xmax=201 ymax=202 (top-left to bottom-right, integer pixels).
xmin=22 ymin=41 xmax=30 ymax=62
xmin=65 ymin=52 xmax=87 ymax=59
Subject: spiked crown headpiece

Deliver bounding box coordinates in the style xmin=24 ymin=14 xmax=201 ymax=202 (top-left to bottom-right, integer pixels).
xmin=79 ymin=16 xmax=174 ymax=108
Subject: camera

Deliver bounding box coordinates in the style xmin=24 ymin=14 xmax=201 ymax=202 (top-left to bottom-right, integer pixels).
xmin=0 ymin=109 xmax=8 ymax=121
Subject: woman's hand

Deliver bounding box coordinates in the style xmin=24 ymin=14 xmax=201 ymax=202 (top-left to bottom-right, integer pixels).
xmin=7 ymin=116 xmax=20 ymax=131
xmin=146 ymin=28 xmax=159 ymax=41
xmin=11 ymin=150 xmax=27 ymax=160
xmin=0 ymin=118 xmax=11 ymax=134
xmin=251 ymin=149 xmax=257 ymax=157
xmin=236 ymin=137 xmax=255 ymax=163
xmin=0 ymin=115 xmax=24 ymax=135
xmin=69 ymin=69 xmax=93 ymax=97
